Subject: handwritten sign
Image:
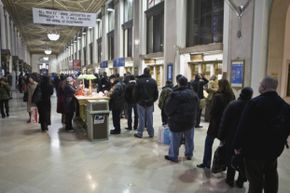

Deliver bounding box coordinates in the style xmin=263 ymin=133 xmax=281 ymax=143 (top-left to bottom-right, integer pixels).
xmin=33 ymin=8 xmax=96 ymax=27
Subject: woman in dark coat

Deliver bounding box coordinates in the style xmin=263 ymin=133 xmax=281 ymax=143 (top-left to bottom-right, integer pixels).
xmin=37 ymin=75 xmax=54 ymax=131
xmin=164 ymin=76 xmax=199 ymax=162
xmin=197 ymin=79 xmax=235 ymax=168
xmin=63 ymin=77 xmax=76 ymax=131
xmin=218 ymin=87 xmax=253 ymax=187
xmin=56 ymin=74 xmax=66 ymax=125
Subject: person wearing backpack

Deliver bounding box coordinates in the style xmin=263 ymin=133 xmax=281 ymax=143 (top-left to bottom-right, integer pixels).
xmin=108 ymin=74 xmax=125 ymax=135
xmin=124 ymin=75 xmax=138 ymax=131
xmin=234 ymin=76 xmax=290 ymax=193
xmin=158 ymin=80 xmax=173 ymax=125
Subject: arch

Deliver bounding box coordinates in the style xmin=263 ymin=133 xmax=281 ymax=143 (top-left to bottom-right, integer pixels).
xmin=268 ymin=0 xmax=290 ymax=101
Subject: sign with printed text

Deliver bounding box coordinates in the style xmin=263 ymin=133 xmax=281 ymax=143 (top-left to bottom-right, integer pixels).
xmin=33 ymin=8 xmax=97 ymax=27
xmin=167 ymin=63 xmax=173 ymax=81
xmin=231 ymin=61 xmax=244 ymax=88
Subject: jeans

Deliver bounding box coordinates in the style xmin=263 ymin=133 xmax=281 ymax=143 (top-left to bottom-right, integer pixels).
xmin=127 ymin=103 xmax=138 ymax=130
xmin=202 ymin=135 xmax=215 ymax=168
xmin=0 ymin=99 xmax=9 ymax=117
xmin=136 ymin=104 xmax=154 ymax=137
xmin=244 ymin=159 xmax=278 ymax=193
xmin=168 ymin=128 xmax=194 ymax=160
xmin=112 ymin=109 xmax=122 ymax=131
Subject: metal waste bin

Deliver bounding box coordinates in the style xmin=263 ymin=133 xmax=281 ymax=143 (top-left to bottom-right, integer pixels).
xmin=86 ymin=99 xmax=110 ymax=141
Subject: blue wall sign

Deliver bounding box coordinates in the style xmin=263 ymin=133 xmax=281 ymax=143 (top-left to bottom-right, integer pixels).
xmin=100 ymin=61 xmax=108 ymax=68
xmin=167 ymin=63 xmax=173 ymax=81
xmin=113 ymin=58 xmax=125 ymax=67
xmin=231 ymin=61 xmax=244 ymax=87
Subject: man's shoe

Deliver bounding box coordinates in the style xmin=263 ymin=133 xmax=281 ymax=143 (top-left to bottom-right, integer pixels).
xmin=195 ymin=125 xmax=203 ymax=128
xmin=186 ymin=156 xmax=192 ymax=160
xmin=225 ymin=179 xmax=234 ymax=187
xmin=196 ymin=163 xmax=210 ymax=169
xmin=134 ymin=133 xmax=142 ymax=138
xmin=125 ymin=127 xmax=132 ymax=130
xmin=164 ymin=155 xmax=178 ymax=163
xmin=110 ymin=130 xmax=121 ymax=135
xmin=235 ymin=180 xmax=244 ymax=188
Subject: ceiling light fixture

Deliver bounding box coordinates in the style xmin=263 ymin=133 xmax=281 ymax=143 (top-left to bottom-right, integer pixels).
xmin=44 ymin=48 xmax=52 ymax=55
xmin=43 ymin=56 xmax=49 ymax=61
xmin=107 ymin=8 xmax=114 ymax=12
xmin=47 ymin=32 xmax=60 ymax=41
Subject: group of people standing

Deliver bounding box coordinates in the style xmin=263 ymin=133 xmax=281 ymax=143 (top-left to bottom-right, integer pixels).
xmin=159 ymin=74 xmax=290 ymax=193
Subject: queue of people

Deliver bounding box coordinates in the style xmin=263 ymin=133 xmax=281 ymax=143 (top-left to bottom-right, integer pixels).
xmin=15 ymin=70 xmax=290 ymax=193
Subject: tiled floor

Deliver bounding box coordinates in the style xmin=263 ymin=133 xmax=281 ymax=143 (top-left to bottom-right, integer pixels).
xmin=0 ymin=92 xmax=290 ymax=193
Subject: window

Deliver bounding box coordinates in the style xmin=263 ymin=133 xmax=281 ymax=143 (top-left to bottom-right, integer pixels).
xmin=124 ymin=0 xmax=133 ymax=23
xmin=107 ymin=31 xmax=114 ymax=60
xmin=147 ymin=0 xmax=164 ymax=9
xmin=145 ymin=2 xmax=164 ymax=54
xmin=97 ymin=38 xmax=102 ymax=63
xmin=89 ymin=43 xmax=93 ymax=64
xmin=122 ymin=20 xmax=133 ymax=58
xmin=108 ymin=2 xmax=115 ymax=32
xmin=186 ymin=0 xmax=224 ymax=47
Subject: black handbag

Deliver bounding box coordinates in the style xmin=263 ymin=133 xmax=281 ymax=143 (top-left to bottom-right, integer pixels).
xmin=212 ymin=143 xmax=227 ymax=173
xmin=32 ymin=86 xmax=42 ymax=104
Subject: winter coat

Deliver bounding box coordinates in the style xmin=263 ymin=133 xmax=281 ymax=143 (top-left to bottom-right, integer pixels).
xmin=207 ymin=91 xmax=235 ymax=138
xmin=27 ymin=82 xmax=38 ymax=112
xmin=217 ymin=99 xmax=249 ymax=164
xmin=165 ymin=86 xmax=199 ymax=132
xmin=158 ymin=86 xmax=173 ymax=110
xmin=57 ymin=80 xmax=66 ymax=114
xmin=234 ymin=91 xmax=290 ymax=160
xmin=0 ymin=82 xmax=10 ymax=100
xmin=109 ymin=80 xmax=125 ymax=111
xmin=190 ymin=77 xmax=209 ymax=99
xmin=135 ymin=74 xmax=158 ymax=107
xmin=63 ymin=84 xmax=76 ymax=114
xmin=125 ymin=80 xmax=137 ymax=104
xmin=37 ymin=81 xmax=54 ymax=125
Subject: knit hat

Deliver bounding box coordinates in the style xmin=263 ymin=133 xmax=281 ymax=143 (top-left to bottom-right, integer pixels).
xmin=178 ymin=76 xmax=188 ymax=86
xmin=239 ymin=87 xmax=253 ymax=100
xmin=66 ymin=76 xmax=74 ymax=82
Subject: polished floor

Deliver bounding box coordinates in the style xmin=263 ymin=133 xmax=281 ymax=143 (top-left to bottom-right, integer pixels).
xmin=0 ymin=92 xmax=290 ymax=193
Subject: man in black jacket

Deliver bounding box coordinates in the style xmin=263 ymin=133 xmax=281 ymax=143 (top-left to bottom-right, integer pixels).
xmin=134 ymin=68 xmax=158 ymax=138
xmin=234 ymin=76 xmax=290 ymax=193
xmin=124 ymin=75 xmax=138 ymax=130
xmin=164 ymin=76 xmax=199 ymax=162
xmin=108 ymin=75 xmax=125 ymax=135
xmin=190 ymin=73 xmax=208 ymax=128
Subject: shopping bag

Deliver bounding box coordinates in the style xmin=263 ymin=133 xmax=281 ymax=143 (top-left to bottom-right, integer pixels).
xmin=30 ymin=107 xmax=38 ymax=123
xmin=158 ymin=125 xmax=171 ymax=145
xmin=211 ymin=143 xmax=226 ymax=173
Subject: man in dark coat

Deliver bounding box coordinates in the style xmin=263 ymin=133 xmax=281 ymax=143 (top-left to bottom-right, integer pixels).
xmin=134 ymin=68 xmax=159 ymax=138
xmin=124 ymin=75 xmax=138 ymax=130
xmin=37 ymin=75 xmax=54 ymax=132
xmin=190 ymin=73 xmax=208 ymax=128
xmin=234 ymin=76 xmax=290 ymax=193
xmin=164 ymin=76 xmax=199 ymax=162
xmin=63 ymin=77 xmax=76 ymax=131
xmin=158 ymin=80 xmax=173 ymax=125
xmin=218 ymin=87 xmax=253 ymax=188
xmin=108 ymin=75 xmax=125 ymax=134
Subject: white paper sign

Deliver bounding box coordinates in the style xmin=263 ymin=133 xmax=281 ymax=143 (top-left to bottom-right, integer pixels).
xmin=33 ymin=8 xmax=96 ymax=27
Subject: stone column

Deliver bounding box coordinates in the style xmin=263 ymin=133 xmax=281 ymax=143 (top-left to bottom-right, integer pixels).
xmin=0 ymin=2 xmax=6 ymax=49
xmin=251 ymin=0 xmax=272 ymax=94
xmin=102 ymin=7 xmax=108 ymax=61
xmin=164 ymin=0 xmax=179 ymax=85
xmin=92 ymin=26 xmax=97 ymax=65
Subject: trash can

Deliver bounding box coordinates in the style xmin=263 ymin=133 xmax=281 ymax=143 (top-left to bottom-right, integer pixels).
xmin=86 ymin=99 xmax=110 ymax=141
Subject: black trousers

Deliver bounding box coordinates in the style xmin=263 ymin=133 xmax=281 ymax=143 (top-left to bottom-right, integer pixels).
xmin=161 ymin=108 xmax=168 ymax=125
xmin=0 ymin=99 xmax=9 ymax=117
xmin=65 ymin=111 xmax=74 ymax=130
xmin=195 ymin=108 xmax=202 ymax=127
xmin=112 ymin=109 xmax=121 ymax=131
xmin=226 ymin=165 xmax=247 ymax=184
xmin=127 ymin=103 xmax=138 ymax=130
xmin=244 ymin=158 xmax=278 ymax=193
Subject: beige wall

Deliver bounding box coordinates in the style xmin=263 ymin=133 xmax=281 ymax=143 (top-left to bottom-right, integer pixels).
xmin=268 ymin=0 xmax=290 ymax=100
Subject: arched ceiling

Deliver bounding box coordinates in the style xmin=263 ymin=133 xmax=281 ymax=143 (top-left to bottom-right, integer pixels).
xmin=2 ymin=0 xmax=106 ymax=55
